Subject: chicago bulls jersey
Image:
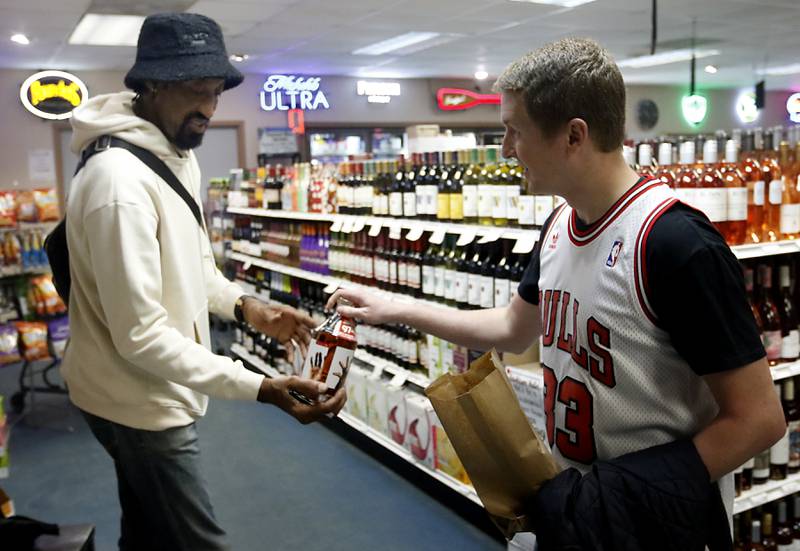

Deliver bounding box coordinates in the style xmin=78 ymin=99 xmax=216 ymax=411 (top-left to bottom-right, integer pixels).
xmin=537 ymin=177 xmax=734 ymax=515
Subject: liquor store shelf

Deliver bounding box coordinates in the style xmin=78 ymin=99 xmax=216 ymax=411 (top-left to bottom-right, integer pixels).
xmin=734 ymin=472 xmax=800 ymax=515
xmin=227 ymin=207 xmax=800 ymax=260
xmin=227 ymin=207 xmax=540 ymax=242
xmin=229 ymin=251 xmax=462 ymax=313
xmin=771 ymin=360 xmax=800 ymax=382
xmin=228 ymin=343 xmax=482 ymax=507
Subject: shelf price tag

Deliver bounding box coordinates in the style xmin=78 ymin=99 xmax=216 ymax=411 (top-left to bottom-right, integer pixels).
xmin=388 ymin=222 xmax=402 ymax=240
xmin=368 ymin=221 xmax=383 ymax=237
xmin=456 ymin=228 xmax=477 ymax=247
xmin=405 ymin=223 xmax=425 ymax=242
xmin=429 ymin=229 xmax=446 ymax=245
xmin=512 ymin=232 xmax=538 ymax=254
xmin=341 ymin=218 xmax=354 ymax=234
xmin=351 ymin=217 xmax=366 ymax=233
xmin=478 ymin=228 xmax=502 ymax=244
xmin=389 ymin=369 xmax=409 ymax=388
xmin=322 ymin=281 xmax=340 ymax=295
xmin=330 ymin=219 xmax=343 ymax=232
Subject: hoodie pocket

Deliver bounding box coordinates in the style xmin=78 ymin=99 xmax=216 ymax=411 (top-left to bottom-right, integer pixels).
xmin=193 ymin=306 xmax=211 ymax=350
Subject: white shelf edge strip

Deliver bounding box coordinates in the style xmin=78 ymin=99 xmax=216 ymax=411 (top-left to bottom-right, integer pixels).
xmin=227 ymin=208 xmax=539 ymax=241
xmin=229 ymin=250 xmax=461 ymax=313
xmin=229 ymin=343 xmax=480 ymax=506
xmin=772 ymin=360 xmax=800 ymax=382
xmin=228 ymin=207 xmax=800 ymax=260
xmin=733 ymin=472 xmax=800 ymax=514
xmin=731 ymin=240 xmax=800 ymax=260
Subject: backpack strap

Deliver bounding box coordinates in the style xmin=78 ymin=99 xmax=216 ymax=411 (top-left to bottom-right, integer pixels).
xmin=75 ymin=135 xmax=203 ymax=227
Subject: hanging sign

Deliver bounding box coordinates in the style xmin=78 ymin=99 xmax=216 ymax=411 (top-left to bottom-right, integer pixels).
xmin=20 ymin=70 xmax=88 ymax=120
xmin=681 ymin=94 xmax=708 ymax=126
xmin=260 ymin=75 xmax=330 ymax=112
xmin=735 ymin=91 xmax=759 ymax=124
xmin=436 ymin=88 xmax=500 ymax=111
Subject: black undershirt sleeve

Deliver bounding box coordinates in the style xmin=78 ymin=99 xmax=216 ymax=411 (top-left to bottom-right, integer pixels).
xmin=518 ymin=208 xmax=561 ymax=305
xmin=646 ymin=203 xmax=765 ymax=375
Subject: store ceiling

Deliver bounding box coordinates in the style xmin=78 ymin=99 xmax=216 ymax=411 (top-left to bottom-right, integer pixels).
xmin=0 ymin=0 xmax=798 ymax=90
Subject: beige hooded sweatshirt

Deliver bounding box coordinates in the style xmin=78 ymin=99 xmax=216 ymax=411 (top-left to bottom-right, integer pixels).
xmin=62 ymin=91 xmax=264 ymax=430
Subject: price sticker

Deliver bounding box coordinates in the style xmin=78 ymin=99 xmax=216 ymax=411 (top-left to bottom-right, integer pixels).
xmin=330 ymin=219 xmax=343 ymax=232
xmin=389 ymin=223 xmax=402 ymax=240
xmin=368 ymin=222 xmax=383 ymax=237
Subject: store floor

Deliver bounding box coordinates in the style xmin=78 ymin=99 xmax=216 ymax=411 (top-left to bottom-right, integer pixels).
xmin=0 ymin=329 xmax=504 ymax=551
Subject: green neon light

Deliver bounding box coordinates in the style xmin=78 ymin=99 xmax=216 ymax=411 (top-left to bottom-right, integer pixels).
xmin=682 ymin=94 xmax=708 ymax=125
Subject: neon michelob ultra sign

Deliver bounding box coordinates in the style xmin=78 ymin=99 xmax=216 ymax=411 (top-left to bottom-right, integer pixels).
xmin=260 ymin=74 xmax=330 ymax=111
xmin=20 ymin=70 xmax=89 ymax=120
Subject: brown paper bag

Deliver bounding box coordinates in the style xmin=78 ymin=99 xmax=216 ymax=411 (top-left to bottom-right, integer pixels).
xmin=425 ymin=349 xmax=559 ymax=538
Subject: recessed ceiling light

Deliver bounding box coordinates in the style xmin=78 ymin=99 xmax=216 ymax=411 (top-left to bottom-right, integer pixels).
xmin=230 ymin=53 xmax=249 ymax=63
xmin=758 ymin=63 xmax=800 ymax=76
xmin=353 ymin=32 xmax=440 ymax=56
xmin=508 ymin=0 xmax=596 ymax=7
xmin=616 ymin=48 xmax=720 ymax=69
xmin=68 ymin=14 xmax=145 ymax=46
xmin=11 ymin=33 xmax=30 ymax=45
xmin=474 ymin=70 xmax=489 ymax=80
xmin=704 ymin=65 xmax=718 ymax=74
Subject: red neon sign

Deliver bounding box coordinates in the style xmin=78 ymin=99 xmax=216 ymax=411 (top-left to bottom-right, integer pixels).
xmin=436 ymin=88 xmax=501 ymax=111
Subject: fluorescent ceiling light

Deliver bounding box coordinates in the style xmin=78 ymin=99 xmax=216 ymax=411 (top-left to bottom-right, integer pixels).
xmin=474 ymin=70 xmax=489 ymax=80
xmin=353 ymin=32 xmax=440 ymax=56
xmin=508 ymin=0 xmax=596 ymax=7
xmin=704 ymin=65 xmax=718 ymax=74
xmin=69 ymin=14 xmax=145 ymax=46
xmin=617 ymin=48 xmax=720 ymax=69
xmin=11 ymin=33 xmax=30 ymax=45
xmin=758 ymin=63 xmax=800 ymax=76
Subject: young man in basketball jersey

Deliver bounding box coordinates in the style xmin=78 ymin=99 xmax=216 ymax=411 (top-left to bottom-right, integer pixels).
xmin=327 ymin=38 xmax=785 ymax=542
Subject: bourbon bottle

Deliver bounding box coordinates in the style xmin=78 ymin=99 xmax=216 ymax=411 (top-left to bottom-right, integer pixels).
xmin=296 ymin=298 xmax=357 ymax=402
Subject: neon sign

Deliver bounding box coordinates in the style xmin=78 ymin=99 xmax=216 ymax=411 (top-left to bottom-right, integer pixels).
xmin=260 ymin=75 xmax=330 ymax=112
xmin=736 ymin=91 xmax=759 ymax=124
xmin=787 ymin=93 xmax=800 ymax=123
xmin=357 ymin=80 xmax=401 ymax=104
xmin=20 ymin=70 xmax=88 ymax=120
xmin=681 ymin=94 xmax=708 ymax=126
xmin=436 ymin=88 xmax=500 ymax=111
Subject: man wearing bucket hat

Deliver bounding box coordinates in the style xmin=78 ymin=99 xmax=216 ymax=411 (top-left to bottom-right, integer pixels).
xmin=61 ymin=13 xmax=346 ymax=550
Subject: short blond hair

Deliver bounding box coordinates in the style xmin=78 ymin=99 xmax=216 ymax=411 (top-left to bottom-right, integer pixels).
xmin=494 ymin=38 xmax=626 ymax=152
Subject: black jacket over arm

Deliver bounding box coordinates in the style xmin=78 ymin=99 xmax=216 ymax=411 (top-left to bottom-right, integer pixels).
xmin=530 ymin=440 xmax=732 ymax=551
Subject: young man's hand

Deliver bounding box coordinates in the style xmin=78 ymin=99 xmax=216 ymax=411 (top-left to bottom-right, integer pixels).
xmin=243 ymin=299 xmax=315 ymax=362
xmin=325 ymin=288 xmax=402 ymax=325
xmin=257 ymin=376 xmax=347 ymax=424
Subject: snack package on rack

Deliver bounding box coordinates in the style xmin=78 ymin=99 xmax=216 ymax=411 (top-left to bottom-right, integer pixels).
xmin=15 ymin=191 xmax=36 ymax=223
xmin=3 ymin=233 xmax=20 ymax=268
xmin=15 ymin=321 xmax=50 ymax=361
xmin=33 ymin=189 xmax=59 ymax=222
xmin=31 ymin=276 xmax=66 ymax=316
xmin=47 ymin=316 xmax=69 ymax=359
xmin=0 ymin=324 xmax=21 ymax=365
xmin=0 ymin=193 xmax=16 ymax=228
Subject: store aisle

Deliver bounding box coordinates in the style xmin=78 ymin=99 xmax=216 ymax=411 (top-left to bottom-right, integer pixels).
xmin=0 ymin=353 xmax=504 ymax=550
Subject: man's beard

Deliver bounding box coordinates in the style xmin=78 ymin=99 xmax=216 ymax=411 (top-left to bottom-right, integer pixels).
xmin=173 ymin=115 xmax=209 ymax=150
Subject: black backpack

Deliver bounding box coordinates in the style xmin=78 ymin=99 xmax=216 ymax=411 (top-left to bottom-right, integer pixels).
xmin=44 ymin=135 xmax=204 ymax=304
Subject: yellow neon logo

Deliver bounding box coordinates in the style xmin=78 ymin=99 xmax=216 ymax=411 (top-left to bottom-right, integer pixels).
xmin=19 ymin=70 xmax=89 ymax=120
xmin=29 ymin=79 xmax=82 ymax=107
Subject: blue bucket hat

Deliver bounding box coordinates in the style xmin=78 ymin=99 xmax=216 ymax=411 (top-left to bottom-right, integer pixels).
xmin=124 ymin=13 xmax=244 ymax=92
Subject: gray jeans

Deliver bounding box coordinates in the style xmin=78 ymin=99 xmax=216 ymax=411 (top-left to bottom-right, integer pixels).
xmin=81 ymin=410 xmax=229 ymax=551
